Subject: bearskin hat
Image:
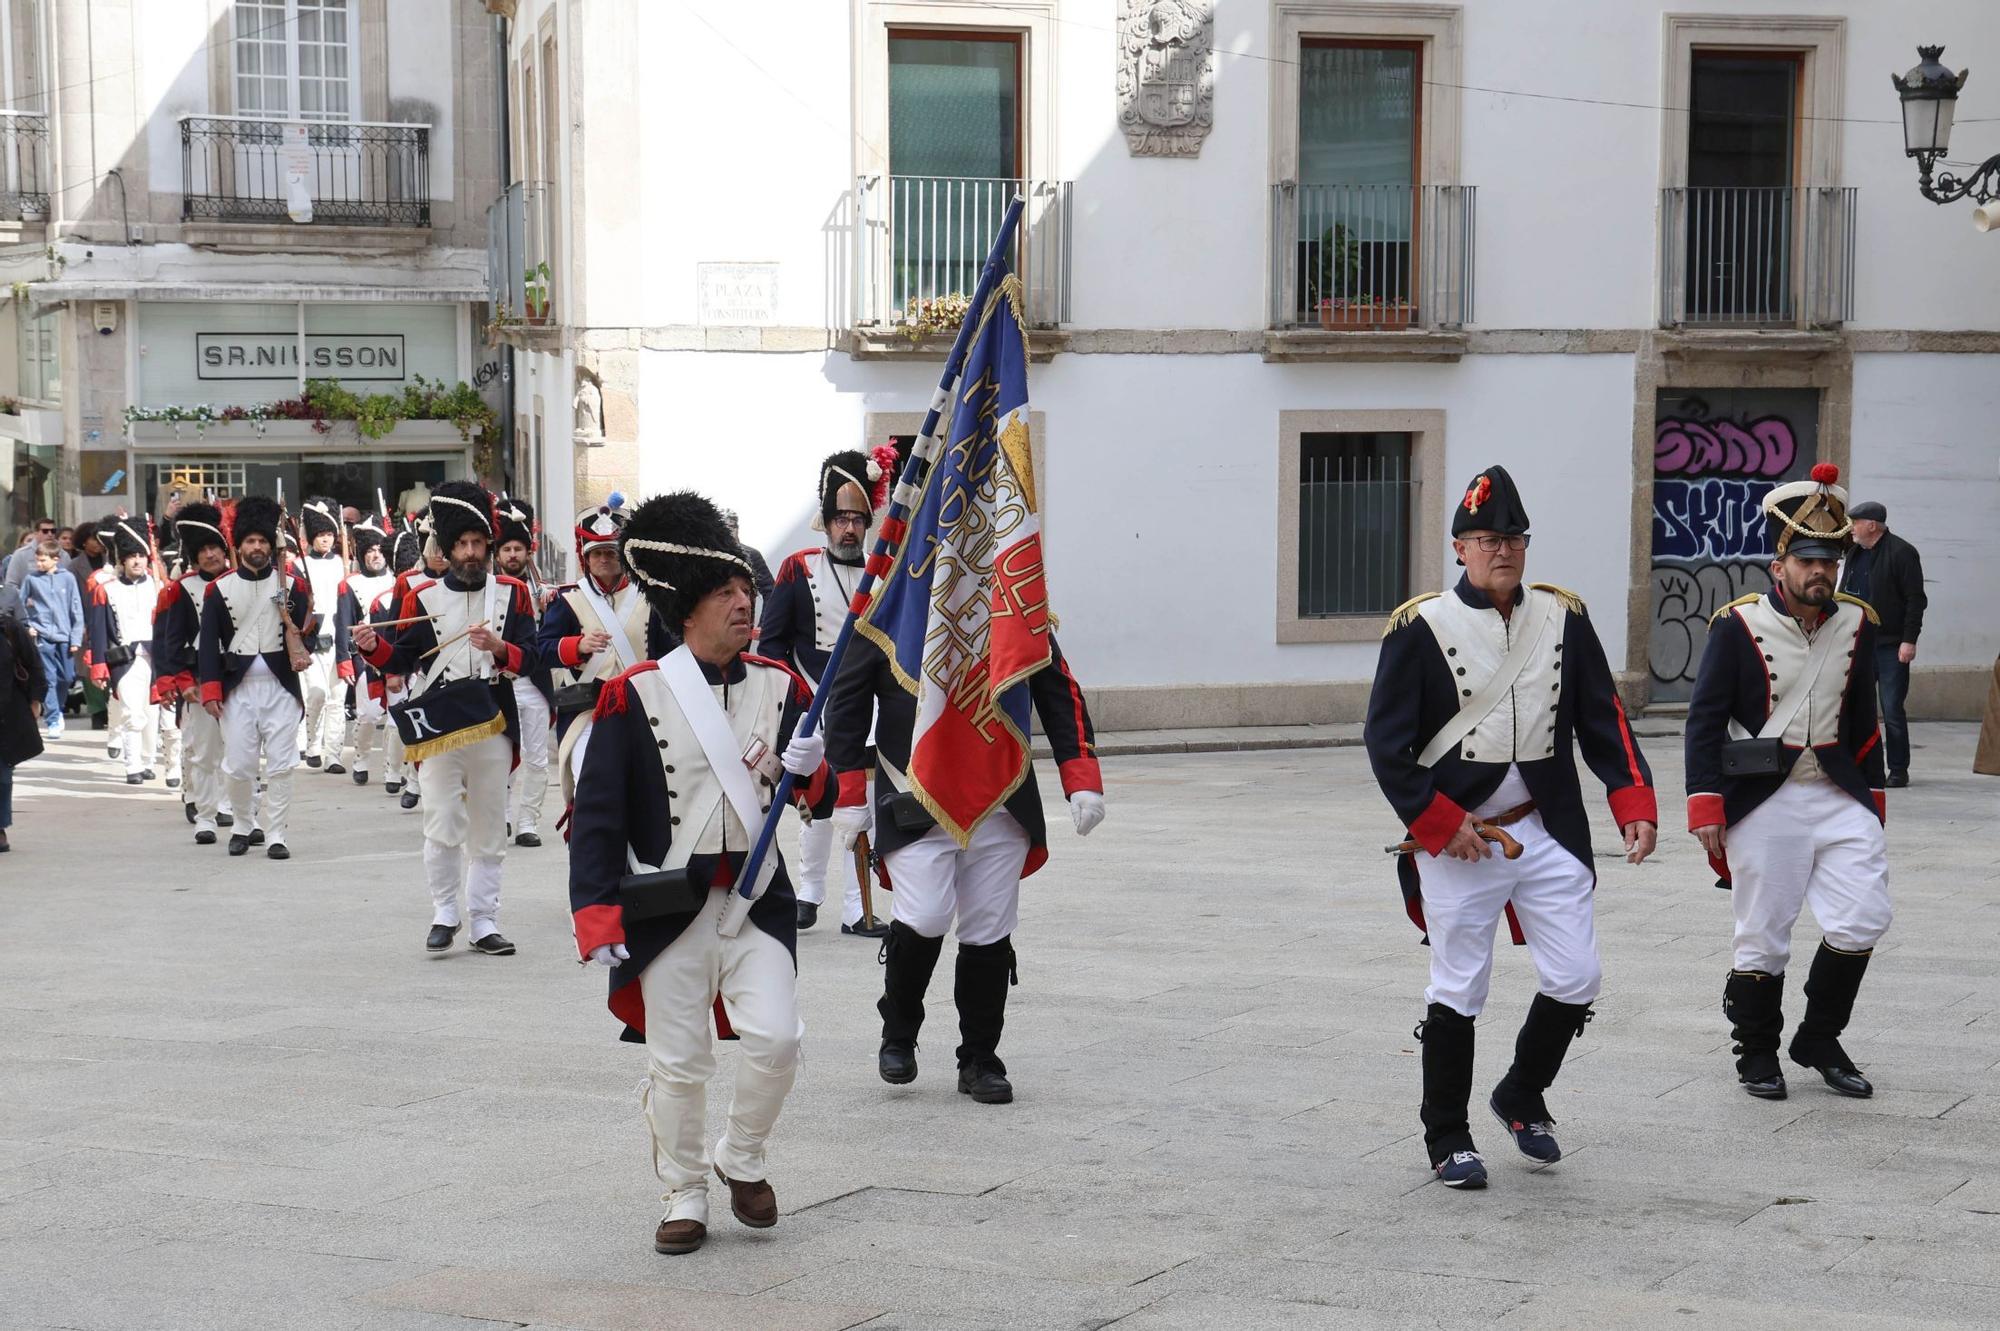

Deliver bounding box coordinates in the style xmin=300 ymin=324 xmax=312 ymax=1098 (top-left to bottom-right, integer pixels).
xmin=427 ymin=480 xmax=496 ymax=558
xmin=495 ymin=495 xmax=536 ymax=551
xmin=1763 ymin=462 xmax=1851 ymax=561
xmin=575 ymin=493 xmax=629 ymax=559
xmin=300 ymin=495 xmax=342 ymax=539
xmin=388 ymin=526 xmax=421 ymax=574
xmin=232 ymin=495 xmax=282 ymax=550
xmin=108 ymin=517 xmax=151 ymax=562
xmin=350 ymin=516 xmax=389 ymax=559
xmin=620 ymin=490 xmax=756 ymax=626
xmin=173 ymin=502 xmax=230 ymax=560
xmin=814 ymin=444 xmax=899 ymax=532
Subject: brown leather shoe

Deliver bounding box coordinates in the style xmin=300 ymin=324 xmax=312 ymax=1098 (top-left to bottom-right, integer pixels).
xmin=653 ymin=1216 xmax=706 ymax=1254
xmin=715 ymin=1167 xmax=777 ymax=1228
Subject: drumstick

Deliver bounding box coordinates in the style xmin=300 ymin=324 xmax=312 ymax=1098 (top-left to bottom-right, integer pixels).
xmin=349 ymin=612 xmax=441 ymax=631
xmin=419 ymin=621 xmax=489 ymax=661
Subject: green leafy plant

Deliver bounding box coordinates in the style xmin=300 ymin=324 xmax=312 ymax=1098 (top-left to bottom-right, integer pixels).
xmin=124 ymin=375 xmax=495 ymax=442
xmin=1304 ymin=224 xmax=1360 ymax=311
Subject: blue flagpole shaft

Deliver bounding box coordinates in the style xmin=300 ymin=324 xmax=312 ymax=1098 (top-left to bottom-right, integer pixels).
xmin=735 ymin=195 xmax=1027 ymax=897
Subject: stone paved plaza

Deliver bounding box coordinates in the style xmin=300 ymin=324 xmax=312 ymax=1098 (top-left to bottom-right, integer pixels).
xmin=2 ymin=721 xmax=1997 ymax=1330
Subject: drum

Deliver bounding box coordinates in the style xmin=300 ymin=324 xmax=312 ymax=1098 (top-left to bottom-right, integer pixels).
xmin=389 ymin=675 xmax=504 ymax=763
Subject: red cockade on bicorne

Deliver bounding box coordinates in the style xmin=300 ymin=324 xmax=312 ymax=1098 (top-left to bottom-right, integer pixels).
xmin=1463 ymin=476 xmax=1491 ymax=513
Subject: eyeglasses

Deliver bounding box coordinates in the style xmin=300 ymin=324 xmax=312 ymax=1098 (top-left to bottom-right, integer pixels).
xmin=1466 ymin=534 xmax=1531 ymax=553
xmin=829 ymin=512 xmax=869 ymax=529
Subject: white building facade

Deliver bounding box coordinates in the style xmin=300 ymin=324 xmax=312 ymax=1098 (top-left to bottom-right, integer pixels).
xmin=498 ymin=0 xmax=2000 ymax=727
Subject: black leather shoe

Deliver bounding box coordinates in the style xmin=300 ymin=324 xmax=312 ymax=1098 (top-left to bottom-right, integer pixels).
xmin=266 ymin=843 xmax=290 ymax=860
xmin=1887 ymin=770 xmax=1909 ymax=789
xmin=324 ymin=762 xmax=345 ymax=775
xmin=400 ymin=790 xmax=420 ymax=810
xmin=842 ymin=919 xmax=890 ymax=939
xmin=470 ymin=933 xmax=517 ymax=956
xmin=383 ymin=780 xmax=402 ymax=794
xmin=797 ymin=902 xmax=819 ymax=931
xmin=195 ymin=830 xmax=217 ymax=846
xmin=142 ymin=769 xmax=157 ymax=782
xmin=425 ymin=923 xmax=459 ymax=952
xmin=247 ymin=829 xmax=266 ymax=846
xmin=958 ymin=1064 xmax=1014 ymax=1104
xmin=1739 ymin=1053 xmax=1788 ymax=1100
xmin=879 ymin=1040 xmax=918 ymax=1084
xmin=125 ymin=774 xmax=143 ymax=785
xmin=217 ymin=813 xmax=235 ymax=828
xmin=227 ymin=835 xmax=250 ymax=856
xmin=1812 ymin=1065 xmax=1873 ymax=1097
xmin=516 ymin=831 xmax=541 ymax=848
xmin=352 ymin=768 xmax=368 ymax=785
xmin=305 ymin=754 xmax=322 ymax=769
xmin=184 ymin=802 xmax=197 ymax=824
xmin=165 ymin=777 xmax=181 ymax=790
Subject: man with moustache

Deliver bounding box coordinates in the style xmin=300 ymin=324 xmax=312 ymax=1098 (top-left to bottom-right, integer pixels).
xmin=1687 ymin=464 xmax=1890 ymax=1103
xmin=1366 ymin=464 xmax=1657 ymax=1191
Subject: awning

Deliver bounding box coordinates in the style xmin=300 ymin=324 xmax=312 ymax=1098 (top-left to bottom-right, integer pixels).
xmin=26 ymin=279 xmax=485 ymax=306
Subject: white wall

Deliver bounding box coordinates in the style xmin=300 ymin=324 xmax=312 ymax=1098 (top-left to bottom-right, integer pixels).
xmin=139 ymin=0 xmax=214 ymax=194
xmin=387 ymin=0 xmax=455 ymax=203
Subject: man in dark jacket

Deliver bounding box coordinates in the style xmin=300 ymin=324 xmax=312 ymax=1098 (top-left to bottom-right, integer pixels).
xmin=1838 ymin=502 xmax=1924 ymax=786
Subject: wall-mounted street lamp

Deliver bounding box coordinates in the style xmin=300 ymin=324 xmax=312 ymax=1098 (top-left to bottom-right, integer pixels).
xmin=1892 ymin=45 xmax=2000 ymax=227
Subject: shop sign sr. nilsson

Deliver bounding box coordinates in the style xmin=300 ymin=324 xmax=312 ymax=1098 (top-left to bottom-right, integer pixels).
xmin=196 ymin=333 xmax=409 ymax=381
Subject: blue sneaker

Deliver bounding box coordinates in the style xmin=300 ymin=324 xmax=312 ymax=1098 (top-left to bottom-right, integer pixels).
xmin=1434 ymin=1151 xmax=1488 ymax=1188
xmin=1490 ymin=1095 xmax=1562 ymax=1164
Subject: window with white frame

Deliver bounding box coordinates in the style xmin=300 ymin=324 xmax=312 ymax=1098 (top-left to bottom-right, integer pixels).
xmin=234 ymin=0 xmax=355 ymax=122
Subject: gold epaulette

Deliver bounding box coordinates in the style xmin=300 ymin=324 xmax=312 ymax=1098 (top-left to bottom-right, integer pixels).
xmin=1382 ymin=592 xmax=1439 ymax=636
xmin=1530 ymin=583 xmax=1586 ymax=616
xmin=1834 ymin=592 xmax=1880 ymax=624
xmin=1710 ymin=593 xmax=1762 ymax=623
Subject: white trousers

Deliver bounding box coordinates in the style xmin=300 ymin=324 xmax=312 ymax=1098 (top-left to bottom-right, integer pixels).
xmin=1416 ymin=812 xmax=1602 ymax=1018
xmin=1727 ymin=779 xmax=1891 ymax=974
xmin=114 ymin=659 xmax=159 ymax=776
xmin=300 ymin=646 xmax=345 ymax=760
xmin=106 ymin=688 xmax=125 ymax=754
xmin=639 ymin=888 xmax=803 ymax=1225
xmin=882 ymin=810 xmax=1029 ymax=946
xmin=382 ymin=679 xmax=408 ymax=785
xmin=345 ymin=683 xmax=386 ymax=774
xmin=181 ymin=703 xmax=226 ymax=831
xmin=419 ymin=732 xmax=512 ymax=938
xmin=222 ymin=672 xmax=302 ymax=845
xmin=509 ymin=679 xmax=550 ymax=835
xmin=795 ymin=813 xmax=867 ymax=925
xmin=158 ymin=700 xmax=181 ymax=782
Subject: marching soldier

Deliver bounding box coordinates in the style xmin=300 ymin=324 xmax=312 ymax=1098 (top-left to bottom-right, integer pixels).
xmin=1687 ymin=464 xmax=1890 ymax=1102
xmin=1365 ymin=464 xmax=1657 ymax=1190
xmin=567 ymin=490 xmax=832 ymax=1256
xmin=350 ymin=481 xmax=539 ymax=956
xmin=87 ymin=519 xmax=164 ymax=785
xmin=152 ymin=501 xmax=233 ymax=841
xmin=297 ymin=497 xmax=348 ymax=773
xmin=335 ymin=518 xmax=398 ymax=785
xmin=377 ymin=525 xmax=424 ymax=802
xmin=762 ymin=446 xmax=899 ymax=936
xmin=197 ymin=497 xmax=311 ymax=859
xmin=493 ymin=497 xmax=552 ymax=846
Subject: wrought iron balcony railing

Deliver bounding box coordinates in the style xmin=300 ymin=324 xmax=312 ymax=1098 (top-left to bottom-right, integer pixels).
xmin=1659 ymin=186 xmax=1857 ymax=328
xmin=1270 ymin=182 xmax=1477 ymax=331
xmin=853 ymin=175 xmax=1072 ymax=331
xmin=0 ymin=111 xmax=49 ymax=222
xmin=486 ymin=181 xmax=557 ymax=324
xmin=180 ymin=115 xmax=430 ymax=228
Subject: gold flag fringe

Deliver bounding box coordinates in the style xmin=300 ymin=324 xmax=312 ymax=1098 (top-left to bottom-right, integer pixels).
xmin=402 ymin=711 xmax=506 ymax=764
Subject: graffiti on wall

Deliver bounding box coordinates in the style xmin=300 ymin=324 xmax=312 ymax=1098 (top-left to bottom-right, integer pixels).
xmin=1648 ymin=393 xmax=1816 ymax=700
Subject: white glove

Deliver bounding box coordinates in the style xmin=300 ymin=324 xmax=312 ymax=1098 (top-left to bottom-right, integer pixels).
xmin=1069 ymin=790 xmax=1105 ymax=837
xmin=587 ymin=943 xmax=630 ymax=968
xmin=781 ymin=729 xmax=825 ymax=776
xmin=833 ymin=802 xmax=872 ymax=850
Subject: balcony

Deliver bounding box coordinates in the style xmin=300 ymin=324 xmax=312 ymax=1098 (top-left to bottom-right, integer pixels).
xmin=1659 ymin=186 xmax=1856 ymax=334
xmin=486 ymin=181 xmax=557 ymax=344
xmin=850 ymin=175 xmax=1071 ymax=358
xmin=1266 ymin=183 xmax=1476 ymax=362
xmin=0 ymin=111 xmax=49 ymax=223
xmin=180 ymin=115 xmax=431 ymax=231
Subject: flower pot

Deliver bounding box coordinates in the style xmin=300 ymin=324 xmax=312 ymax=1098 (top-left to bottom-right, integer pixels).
xmin=1321 ymin=300 xmax=1418 ymax=331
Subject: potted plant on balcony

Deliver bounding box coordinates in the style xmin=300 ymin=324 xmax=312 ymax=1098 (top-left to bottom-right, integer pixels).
xmin=523 ymin=262 xmax=551 ymax=324
xmin=1328 ymin=292 xmax=1419 ymax=331
xmin=1305 ymin=224 xmax=1358 ymax=328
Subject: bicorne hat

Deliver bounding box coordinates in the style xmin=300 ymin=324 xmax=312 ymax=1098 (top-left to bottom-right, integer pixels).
xmin=1450 ymin=464 xmax=1531 ymax=539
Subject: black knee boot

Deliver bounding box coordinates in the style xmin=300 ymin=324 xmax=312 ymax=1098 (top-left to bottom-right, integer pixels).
xmin=1417 ymin=1002 xmax=1476 ymax=1166
xmin=1492 ymin=993 xmax=1593 ymax=1124
xmin=954 ymin=936 xmax=1017 ymax=1104
xmin=1723 ymin=969 xmax=1787 ymax=1099
xmin=877 ymin=921 xmax=944 ymax=1084
xmin=1789 ymin=942 xmax=1874 ymax=1097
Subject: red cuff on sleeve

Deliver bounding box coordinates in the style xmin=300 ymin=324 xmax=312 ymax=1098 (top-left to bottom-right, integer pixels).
xmin=1687 ymin=793 xmax=1725 ymax=831
xmin=337 ymin=660 xmax=355 ymax=681
xmin=572 ymin=903 xmax=625 ymax=959
xmin=798 ymin=763 xmax=830 ymax=810
xmin=501 ymin=642 xmax=524 ymax=676
xmin=1871 ymin=789 xmax=1886 ymax=825
xmin=89 ymin=664 xmax=108 ymax=684
xmin=1059 ymin=756 xmax=1103 ymax=797
xmin=836 ymin=770 xmax=869 ymax=807
xmin=200 ymin=680 xmax=224 ymax=705
xmin=1409 ymin=792 xmax=1467 ymax=857
xmin=1608 ymin=785 xmax=1658 ymax=830
xmin=361 ymin=637 xmax=393 ymax=669
xmin=559 ymin=635 xmax=586 ymax=669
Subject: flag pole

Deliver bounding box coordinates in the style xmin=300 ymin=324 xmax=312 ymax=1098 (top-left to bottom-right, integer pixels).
xmin=732 ymin=194 xmax=1027 ymax=902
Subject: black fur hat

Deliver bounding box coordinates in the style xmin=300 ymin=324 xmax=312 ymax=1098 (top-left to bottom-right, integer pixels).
xmin=108 ymin=517 xmax=151 ymax=562
xmin=495 ymin=495 xmax=536 ymax=550
xmin=427 ymin=480 xmax=496 ymax=557
xmin=350 ymin=516 xmax=389 ymax=559
xmin=389 ymin=526 xmax=421 ymax=574
xmin=620 ymin=490 xmax=755 ymax=625
xmin=300 ymin=495 xmax=343 ymax=539
xmin=232 ymin=496 xmax=281 ymax=550
xmin=173 ymin=502 xmax=230 ymax=560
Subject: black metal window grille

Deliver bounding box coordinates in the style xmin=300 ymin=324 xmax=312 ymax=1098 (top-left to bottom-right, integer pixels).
xmin=1298 ymin=432 xmax=1412 ymax=617
xmin=181 ymin=116 xmax=429 ymax=227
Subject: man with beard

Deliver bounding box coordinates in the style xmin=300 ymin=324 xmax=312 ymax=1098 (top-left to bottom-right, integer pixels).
xmin=152 ymin=501 xmax=234 ymax=841
xmin=1365 ymin=464 xmax=1656 ymax=1190
xmin=761 ymin=445 xmax=898 ymax=937
xmin=198 ymin=497 xmax=311 ymax=858
xmin=334 ymin=518 xmax=397 ymax=785
xmin=351 ymin=482 xmax=539 ymax=956
xmin=568 ymin=490 xmax=833 ymax=1256
xmin=1688 ymin=464 xmax=1891 ymax=1102
xmin=493 ymin=496 xmax=552 ymax=846
xmin=86 ymin=519 xmax=164 ymax=785
xmin=296 ymin=497 xmax=349 ymax=773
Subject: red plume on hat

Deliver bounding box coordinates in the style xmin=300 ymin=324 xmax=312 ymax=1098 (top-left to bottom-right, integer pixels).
xmin=869 ymin=442 xmax=900 ymax=510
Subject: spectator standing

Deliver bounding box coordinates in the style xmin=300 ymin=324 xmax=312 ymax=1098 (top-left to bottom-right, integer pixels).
xmin=1838 ymin=502 xmax=1927 ymax=787
xmin=20 ymin=541 xmax=82 ymax=737
xmin=5 ymin=519 xmax=57 ymax=586
xmin=0 ymin=599 xmax=47 ymax=851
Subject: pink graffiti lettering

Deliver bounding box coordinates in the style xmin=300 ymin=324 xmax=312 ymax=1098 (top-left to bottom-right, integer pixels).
xmin=1654 ymin=416 xmax=1797 ymax=478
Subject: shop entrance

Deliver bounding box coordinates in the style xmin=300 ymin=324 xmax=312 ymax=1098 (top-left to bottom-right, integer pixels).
xmin=137 ymin=450 xmax=466 ymax=527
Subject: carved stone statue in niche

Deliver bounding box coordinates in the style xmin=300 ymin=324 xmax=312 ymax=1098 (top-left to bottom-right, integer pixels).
xmin=572 ymin=374 xmax=603 ymax=446
xmin=1117 ymin=0 xmax=1215 ymax=157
